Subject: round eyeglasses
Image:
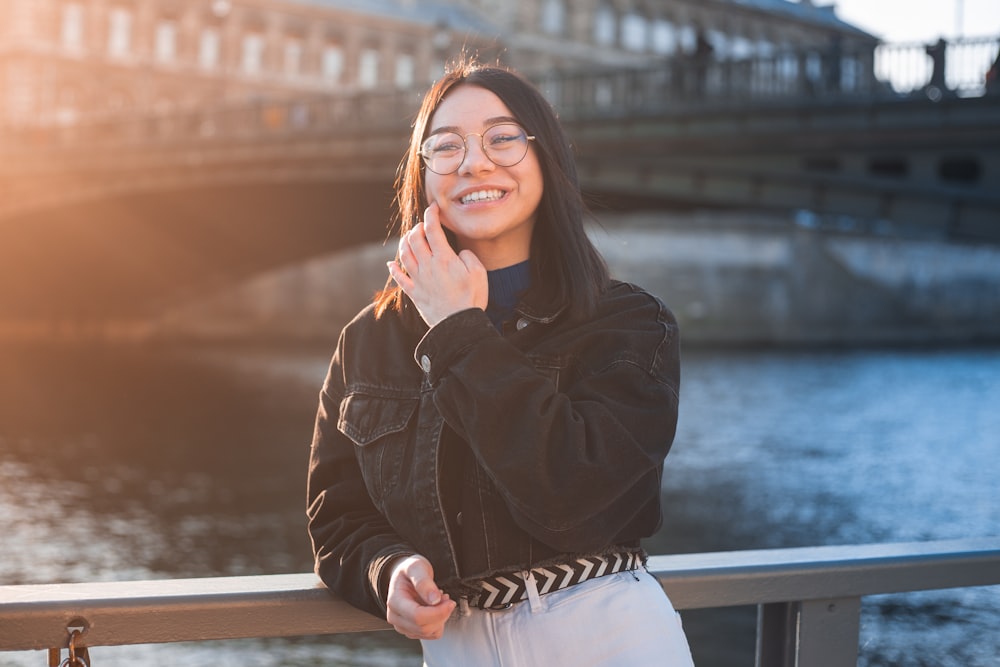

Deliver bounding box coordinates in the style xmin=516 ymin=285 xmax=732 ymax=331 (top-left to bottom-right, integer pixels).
xmin=419 ymin=123 xmax=536 ymax=175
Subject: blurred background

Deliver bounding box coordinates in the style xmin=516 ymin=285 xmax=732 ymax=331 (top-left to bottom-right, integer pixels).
xmin=1 ymin=1 xmax=999 ymax=665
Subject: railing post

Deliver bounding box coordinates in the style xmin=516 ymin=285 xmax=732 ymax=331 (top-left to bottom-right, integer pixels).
xmin=756 ymin=597 xmax=860 ymax=667
xmin=798 ymin=597 xmax=860 ymax=667
xmin=757 ymin=602 xmax=797 ymax=667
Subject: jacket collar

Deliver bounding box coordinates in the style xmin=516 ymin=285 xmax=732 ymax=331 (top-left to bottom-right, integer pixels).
xmin=395 ymin=289 xmax=569 ymax=330
xmin=513 ymin=289 xmax=568 ymax=325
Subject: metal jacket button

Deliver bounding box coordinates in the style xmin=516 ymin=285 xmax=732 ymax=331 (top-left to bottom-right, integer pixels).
xmin=420 ymin=354 xmax=432 ymax=373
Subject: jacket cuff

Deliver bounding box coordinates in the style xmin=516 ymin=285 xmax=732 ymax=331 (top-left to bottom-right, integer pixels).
xmin=369 ymin=547 xmax=416 ymax=617
xmin=414 ymin=308 xmax=498 ymax=384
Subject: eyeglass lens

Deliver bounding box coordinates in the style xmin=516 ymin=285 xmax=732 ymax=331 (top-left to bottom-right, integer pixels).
xmin=421 ymin=124 xmax=531 ymax=174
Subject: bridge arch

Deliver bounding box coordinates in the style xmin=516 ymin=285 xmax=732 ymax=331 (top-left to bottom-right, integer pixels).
xmin=0 ymin=178 xmax=395 ymax=322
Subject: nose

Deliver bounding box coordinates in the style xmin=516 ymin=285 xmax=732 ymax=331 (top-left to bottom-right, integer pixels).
xmin=458 ymin=133 xmax=495 ymax=175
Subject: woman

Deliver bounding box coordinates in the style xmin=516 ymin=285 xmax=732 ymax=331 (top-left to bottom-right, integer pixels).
xmin=307 ymin=58 xmax=693 ymax=665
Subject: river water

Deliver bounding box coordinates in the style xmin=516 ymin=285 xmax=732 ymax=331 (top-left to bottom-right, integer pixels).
xmin=1 ymin=342 xmax=998 ymax=666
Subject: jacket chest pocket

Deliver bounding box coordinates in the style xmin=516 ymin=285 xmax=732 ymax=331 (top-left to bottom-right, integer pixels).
xmin=337 ymin=392 xmax=418 ymax=512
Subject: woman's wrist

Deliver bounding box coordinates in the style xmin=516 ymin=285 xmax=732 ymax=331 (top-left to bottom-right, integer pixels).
xmin=372 ymin=549 xmax=417 ymax=613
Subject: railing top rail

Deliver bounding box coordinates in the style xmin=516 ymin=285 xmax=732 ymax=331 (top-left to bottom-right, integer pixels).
xmin=648 ymin=536 xmax=1000 ymax=609
xmin=1 ymin=537 xmax=998 ymax=652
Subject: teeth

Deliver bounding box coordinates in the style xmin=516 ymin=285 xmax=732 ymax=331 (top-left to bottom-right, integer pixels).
xmin=461 ymin=189 xmax=504 ymax=204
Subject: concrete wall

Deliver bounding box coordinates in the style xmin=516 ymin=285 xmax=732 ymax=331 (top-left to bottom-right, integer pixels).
xmin=594 ymin=212 xmax=1000 ymax=345
xmin=156 ymin=211 xmax=1000 ymax=345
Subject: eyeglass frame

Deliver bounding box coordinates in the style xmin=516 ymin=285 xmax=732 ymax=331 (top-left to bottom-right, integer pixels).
xmin=418 ymin=122 xmax=537 ymax=175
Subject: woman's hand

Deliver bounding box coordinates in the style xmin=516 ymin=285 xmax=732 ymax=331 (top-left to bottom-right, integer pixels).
xmin=388 ymin=203 xmax=488 ymax=328
xmin=385 ymin=554 xmax=456 ymax=640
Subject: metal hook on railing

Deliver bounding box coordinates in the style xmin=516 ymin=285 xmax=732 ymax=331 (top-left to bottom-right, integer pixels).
xmin=47 ymin=619 xmax=91 ymax=667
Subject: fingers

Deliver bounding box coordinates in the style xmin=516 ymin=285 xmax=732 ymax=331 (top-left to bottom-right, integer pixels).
xmin=395 ymin=204 xmax=445 ymax=281
xmin=386 ymin=258 xmax=412 ymax=293
xmin=422 ymin=203 xmax=452 ymax=257
xmin=385 ymin=205 xmax=488 ymax=327
xmin=395 ymin=554 xmax=444 ymax=606
xmin=386 ymin=555 xmax=456 ymax=640
xmin=399 ymin=204 xmax=448 ymax=270
xmin=388 ymin=594 xmax=455 ymax=640
xmin=397 ymin=221 xmax=430 ymax=278
xmin=409 ymin=560 xmax=444 ymax=606
xmin=457 ymin=248 xmax=485 ymax=275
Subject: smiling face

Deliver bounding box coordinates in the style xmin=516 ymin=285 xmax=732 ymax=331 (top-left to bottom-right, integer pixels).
xmin=423 ymin=85 xmax=544 ymax=270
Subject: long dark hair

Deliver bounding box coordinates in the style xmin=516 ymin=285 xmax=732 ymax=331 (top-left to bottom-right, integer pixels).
xmin=374 ymin=58 xmax=609 ymax=320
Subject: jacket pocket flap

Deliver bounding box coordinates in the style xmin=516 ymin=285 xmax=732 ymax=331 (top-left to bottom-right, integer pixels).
xmin=337 ymin=392 xmax=418 ymax=447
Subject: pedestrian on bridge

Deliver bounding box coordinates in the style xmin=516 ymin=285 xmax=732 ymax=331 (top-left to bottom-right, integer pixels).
xmin=307 ymin=57 xmax=693 ymax=666
xmin=924 ymin=37 xmax=951 ymax=100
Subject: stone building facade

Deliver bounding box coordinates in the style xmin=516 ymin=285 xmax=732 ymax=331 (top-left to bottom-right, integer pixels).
xmin=0 ymin=0 xmax=500 ymax=126
xmin=0 ymin=0 xmax=875 ymax=127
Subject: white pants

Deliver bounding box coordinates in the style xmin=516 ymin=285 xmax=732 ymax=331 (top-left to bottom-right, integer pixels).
xmin=421 ymin=569 xmax=695 ymax=666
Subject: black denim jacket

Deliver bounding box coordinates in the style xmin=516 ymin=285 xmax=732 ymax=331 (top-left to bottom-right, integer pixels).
xmin=307 ymin=280 xmax=680 ymax=618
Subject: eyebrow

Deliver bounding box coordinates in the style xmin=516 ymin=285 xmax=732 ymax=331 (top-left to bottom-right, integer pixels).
xmin=427 ymin=115 xmax=521 ymax=136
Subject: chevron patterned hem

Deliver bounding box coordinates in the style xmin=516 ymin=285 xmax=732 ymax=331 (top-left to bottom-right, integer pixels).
xmin=466 ymin=550 xmax=643 ymax=610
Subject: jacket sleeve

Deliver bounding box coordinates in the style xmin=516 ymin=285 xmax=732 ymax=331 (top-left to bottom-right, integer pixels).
xmin=306 ymin=334 xmax=415 ymax=619
xmin=414 ymin=293 xmax=680 ymax=554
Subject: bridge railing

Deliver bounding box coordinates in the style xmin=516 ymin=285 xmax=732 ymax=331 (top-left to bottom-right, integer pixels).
xmin=2 ymin=538 xmax=999 ymax=666
xmin=874 ymin=36 xmax=1000 ymax=99
xmin=538 ymin=35 xmax=1000 ymax=119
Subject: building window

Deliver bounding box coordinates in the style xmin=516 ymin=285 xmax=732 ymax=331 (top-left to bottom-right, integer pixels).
xmin=321 ymin=45 xmax=344 ymax=83
xmin=359 ymin=48 xmax=379 ymax=89
xmin=841 ymin=56 xmax=861 ymax=91
xmin=651 ymin=19 xmax=676 ymax=55
xmin=61 ymin=3 xmax=85 ymax=51
xmin=199 ymin=28 xmax=220 ymax=69
xmin=284 ymin=39 xmax=302 ymax=76
xmin=779 ymin=51 xmax=798 ymax=83
xmin=621 ymin=11 xmax=648 ymax=52
xmin=395 ymin=53 xmax=415 ymax=89
xmin=155 ymin=20 xmax=177 ymax=63
xmin=729 ymin=35 xmax=754 ymax=60
xmin=593 ymin=2 xmax=616 ymax=46
xmin=107 ymin=7 xmax=132 ymax=58
xmin=242 ymin=33 xmax=265 ymax=74
xmin=707 ymin=30 xmax=728 ymax=59
xmin=805 ymin=52 xmax=822 ymax=83
xmin=678 ymin=25 xmax=697 ymax=54
xmin=541 ymin=0 xmax=566 ymax=36
xmin=56 ymin=87 xmax=79 ymax=125
xmin=7 ymin=65 xmax=33 ymax=120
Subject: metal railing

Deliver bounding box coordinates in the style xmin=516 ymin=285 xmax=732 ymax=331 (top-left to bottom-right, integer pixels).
xmin=2 ymin=538 xmax=998 ymax=666
xmin=873 ymin=36 xmax=1000 ymax=98
xmin=538 ymin=35 xmax=1000 ymax=119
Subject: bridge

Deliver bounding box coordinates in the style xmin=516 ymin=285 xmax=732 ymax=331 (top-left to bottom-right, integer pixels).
xmin=1 ymin=37 xmax=998 ymax=326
